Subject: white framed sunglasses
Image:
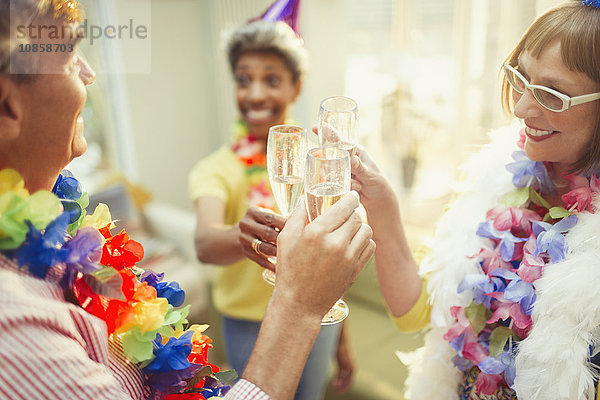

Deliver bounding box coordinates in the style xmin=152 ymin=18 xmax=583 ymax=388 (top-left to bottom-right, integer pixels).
xmin=503 ymin=63 xmax=600 ymax=112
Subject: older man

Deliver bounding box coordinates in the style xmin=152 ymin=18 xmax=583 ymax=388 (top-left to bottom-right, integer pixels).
xmin=0 ymin=1 xmax=374 ymax=399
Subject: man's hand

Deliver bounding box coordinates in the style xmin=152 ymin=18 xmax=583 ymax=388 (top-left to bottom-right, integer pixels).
xmin=238 ymin=207 xmax=285 ymax=271
xmin=332 ymin=323 xmax=355 ymax=394
xmin=274 ymin=191 xmax=375 ymax=319
xmin=242 ymin=192 xmax=374 ymax=399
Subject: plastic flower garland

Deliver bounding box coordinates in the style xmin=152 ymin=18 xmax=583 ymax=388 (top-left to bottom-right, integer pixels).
xmin=231 ymin=119 xmax=278 ymax=212
xmin=445 ymin=131 xmax=600 ymax=396
xmin=0 ymin=169 xmax=235 ymax=399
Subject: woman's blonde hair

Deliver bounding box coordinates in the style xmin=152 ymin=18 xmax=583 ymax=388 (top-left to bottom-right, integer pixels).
xmin=501 ymin=1 xmax=600 ymax=174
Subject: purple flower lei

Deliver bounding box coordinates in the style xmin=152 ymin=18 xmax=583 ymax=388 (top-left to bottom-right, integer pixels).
xmin=445 ymin=148 xmax=600 ymax=396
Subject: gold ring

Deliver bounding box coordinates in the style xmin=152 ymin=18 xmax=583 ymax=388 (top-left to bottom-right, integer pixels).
xmin=252 ymin=238 xmax=262 ymax=254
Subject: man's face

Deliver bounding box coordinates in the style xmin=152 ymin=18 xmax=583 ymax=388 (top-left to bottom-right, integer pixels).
xmin=14 ymin=16 xmax=95 ymax=182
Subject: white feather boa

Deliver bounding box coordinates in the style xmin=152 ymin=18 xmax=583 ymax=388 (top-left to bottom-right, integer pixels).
xmin=399 ymin=125 xmax=600 ymax=400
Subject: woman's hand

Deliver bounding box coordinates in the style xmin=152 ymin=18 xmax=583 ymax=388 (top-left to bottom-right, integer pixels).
xmin=310 ymin=124 xmax=397 ymax=213
xmin=350 ymin=146 xmax=397 ymax=211
xmin=238 ymin=207 xmax=286 ymax=271
xmin=350 ymin=149 xmax=421 ymax=318
xmin=332 ymin=323 xmax=355 ymax=394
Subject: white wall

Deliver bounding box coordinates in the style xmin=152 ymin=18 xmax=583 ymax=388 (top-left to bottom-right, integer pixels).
xmin=122 ymin=0 xmax=218 ymax=210
xmin=119 ymin=0 xmax=348 ymax=210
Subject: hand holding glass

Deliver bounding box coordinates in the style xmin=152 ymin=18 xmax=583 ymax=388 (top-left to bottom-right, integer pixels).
xmin=305 ymin=146 xmax=351 ymax=324
xmin=264 ymin=124 xmax=307 ymax=284
xmin=318 ymin=96 xmax=359 ymax=156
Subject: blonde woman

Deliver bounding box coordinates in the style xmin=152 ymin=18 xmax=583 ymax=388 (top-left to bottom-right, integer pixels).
xmin=352 ymin=1 xmax=600 ymax=399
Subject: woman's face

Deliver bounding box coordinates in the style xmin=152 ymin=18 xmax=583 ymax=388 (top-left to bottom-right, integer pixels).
xmin=513 ymin=40 xmax=600 ymax=172
xmin=235 ymin=51 xmax=301 ymax=139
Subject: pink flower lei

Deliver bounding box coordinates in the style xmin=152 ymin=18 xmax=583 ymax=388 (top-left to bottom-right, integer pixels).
xmin=446 ymin=131 xmax=600 ymax=396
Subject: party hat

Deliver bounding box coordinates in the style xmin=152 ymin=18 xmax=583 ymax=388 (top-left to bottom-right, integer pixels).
xmin=250 ymin=0 xmax=302 ymax=36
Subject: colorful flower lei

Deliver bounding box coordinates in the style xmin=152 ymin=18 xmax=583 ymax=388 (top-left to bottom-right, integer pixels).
xmin=0 ymin=169 xmax=235 ymax=399
xmin=231 ymin=119 xmax=278 ymax=212
xmin=445 ymin=130 xmax=600 ymax=397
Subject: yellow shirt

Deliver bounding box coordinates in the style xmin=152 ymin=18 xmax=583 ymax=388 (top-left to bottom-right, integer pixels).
xmin=189 ymin=145 xmax=273 ymax=321
xmin=392 ymin=279 xmax=431 ymax=332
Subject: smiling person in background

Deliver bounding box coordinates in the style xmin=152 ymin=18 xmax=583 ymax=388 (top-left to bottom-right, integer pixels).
xmin=188 ymin=19 xmax=354 ymax=399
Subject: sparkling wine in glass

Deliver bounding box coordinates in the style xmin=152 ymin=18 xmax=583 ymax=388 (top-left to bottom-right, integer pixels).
xmin=264 ymin=124 xmax=307 ymax=284
xmin=318 ymin=96 xmax=359 ymax=156
xmin=305 ymin=146 xmax=351 ymax=325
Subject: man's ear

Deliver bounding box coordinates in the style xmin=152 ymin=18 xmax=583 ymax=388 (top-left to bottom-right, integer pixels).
xmin=0 ymin=75 xmax=22 ymax=140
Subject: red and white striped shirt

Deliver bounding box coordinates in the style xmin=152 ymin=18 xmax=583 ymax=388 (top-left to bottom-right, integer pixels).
xmin=0 ymin=254 xmax=152 ymax=400
xmin=224 ymin=379 xmax=271 ymax=400
xmin=0 ymin=254 xmax=270 ymax=400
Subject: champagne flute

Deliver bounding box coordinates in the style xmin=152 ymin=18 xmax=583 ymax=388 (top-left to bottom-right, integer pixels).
xmin=305 ymin=146 xmax=351 ymax=325
xmin=318 ymin=96 xmax=359 ymax=156
xmin=263 ymin=124 xmax=307 ymax=284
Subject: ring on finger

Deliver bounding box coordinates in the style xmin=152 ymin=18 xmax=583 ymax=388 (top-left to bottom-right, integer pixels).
xmin=252 ymin=238 xmax=263 ymax=254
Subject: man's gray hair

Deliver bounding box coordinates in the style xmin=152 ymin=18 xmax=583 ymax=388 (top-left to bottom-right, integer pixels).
xmin=0 ymin=0 xmax=43 ymax=76
xmin=0 ymin=0 xmax=77 ymax=80
xmin=225 ymin=20 xmax=308 ymax=82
